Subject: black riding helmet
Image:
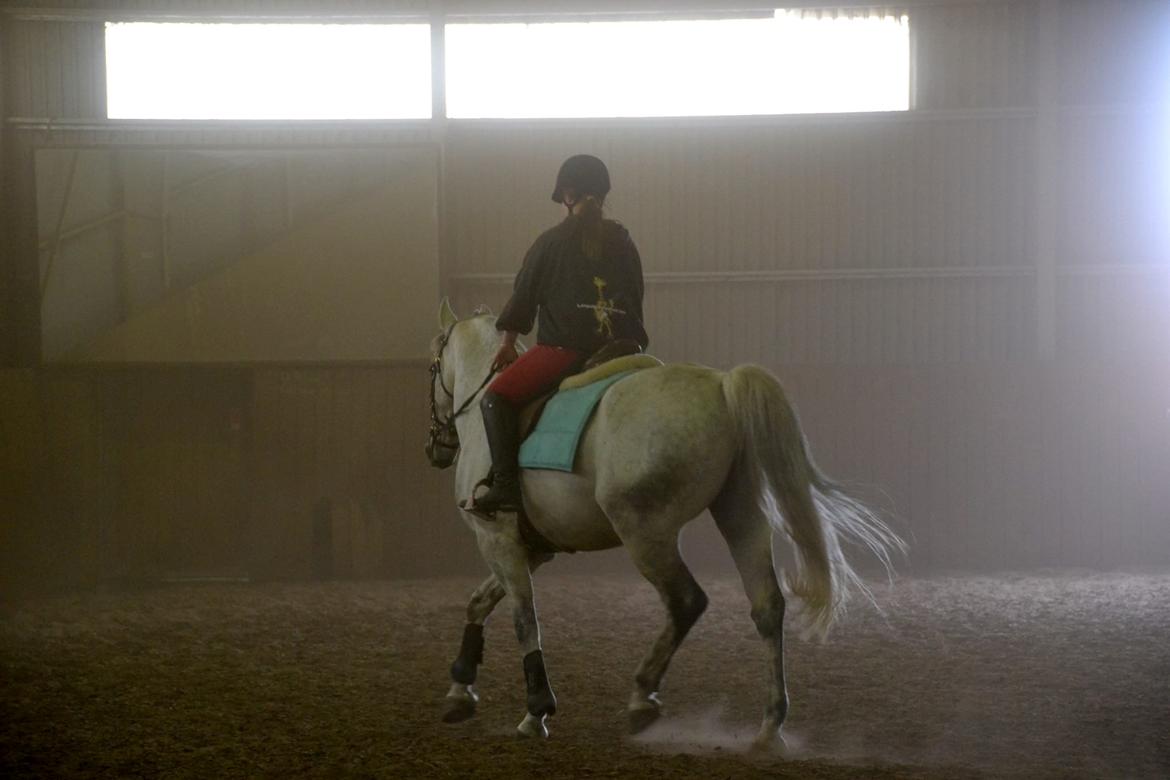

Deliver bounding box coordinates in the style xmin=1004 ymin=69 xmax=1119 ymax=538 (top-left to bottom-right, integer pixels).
xmin=551 ymin=154 xmax=611 ymax=204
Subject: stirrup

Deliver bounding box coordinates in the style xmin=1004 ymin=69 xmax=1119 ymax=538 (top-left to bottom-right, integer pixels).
xmin=458 ymin=476 xmax=504 ymax=519
xmin=467 ymin=474 xmax=522 ymax=515
xmin=460 ymin=476 xmax=494 ymax=511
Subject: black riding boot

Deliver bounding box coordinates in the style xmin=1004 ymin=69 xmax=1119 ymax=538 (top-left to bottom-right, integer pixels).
xmin=475 ymin=391 xmax=523 ymax=513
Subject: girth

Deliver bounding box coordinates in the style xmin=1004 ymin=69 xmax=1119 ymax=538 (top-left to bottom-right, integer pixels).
xmin=517 ymin=509 xmax=571 ymax=556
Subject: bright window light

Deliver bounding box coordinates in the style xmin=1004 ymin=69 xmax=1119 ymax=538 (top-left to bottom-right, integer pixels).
xmin=445 ymin=11 xmax=910 ymax=119
xmin=106 ymin=23 xmax=431 ymax=119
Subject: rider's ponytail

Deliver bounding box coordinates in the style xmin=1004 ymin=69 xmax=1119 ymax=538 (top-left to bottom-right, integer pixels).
xmin=576 ymin=194 xmax=609 ymax=260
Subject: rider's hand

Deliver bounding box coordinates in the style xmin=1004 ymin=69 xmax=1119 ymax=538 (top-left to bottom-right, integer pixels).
xmin=492 ymin=343 xmax=519 ymax=371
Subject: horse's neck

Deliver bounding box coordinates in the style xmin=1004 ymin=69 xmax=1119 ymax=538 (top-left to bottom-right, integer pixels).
xmin=452 ymin=319 xmax=497 ymax=402
xmin=450 ymin=319 xmax=498 ymax=495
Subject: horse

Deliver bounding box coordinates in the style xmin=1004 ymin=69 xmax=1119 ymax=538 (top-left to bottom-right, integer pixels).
xmin=425 ymin=298 xmax=904 ymax=746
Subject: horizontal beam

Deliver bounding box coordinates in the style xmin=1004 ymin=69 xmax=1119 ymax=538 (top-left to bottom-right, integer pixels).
xmin=4 ymin=108 xmax=1042 ymax=136
xmin=452 ymin=265 xmax=1170 ymax=285
xmin=5 ymin=117 xmax=438 ymax=132
xmin=44 ymin=358 xmax=432 ymax=369
xmin=13 ymin=107 xmax=1157 ymax=133
xmin=2 ymin=1 xmax=998 ymax=24
xmin=2 ymin=8 xmax=431 ymax=23
xmin=451 ymin=266 xmax=1037 ymax=285
xmin=1060 ymin=264 xmax=1170 ymax=276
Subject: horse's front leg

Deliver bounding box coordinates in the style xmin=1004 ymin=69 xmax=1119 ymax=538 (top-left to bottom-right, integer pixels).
xmin=443 ymin=574 xmax=506 ymax=723
xmin=479 ymin=529 xmax=557 ymax=738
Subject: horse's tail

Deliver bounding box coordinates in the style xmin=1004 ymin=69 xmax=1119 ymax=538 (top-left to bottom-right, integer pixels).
xmin=721 ymin=364 xmax=905 ymax=639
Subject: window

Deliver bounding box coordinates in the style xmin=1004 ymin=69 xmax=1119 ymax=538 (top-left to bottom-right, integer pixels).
xmin=105 ymin=23 xmax=432 ymax=120
xmin=445 ymin=10 xmax=910 ymax=119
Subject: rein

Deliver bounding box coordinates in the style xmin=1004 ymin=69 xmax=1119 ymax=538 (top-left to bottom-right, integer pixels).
xmin=428 ymin=325 xmax=497 ymax=462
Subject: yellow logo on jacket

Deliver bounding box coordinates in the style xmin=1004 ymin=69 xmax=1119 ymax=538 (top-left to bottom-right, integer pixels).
xmin=577 ymin=276 xmax=626 ymax=339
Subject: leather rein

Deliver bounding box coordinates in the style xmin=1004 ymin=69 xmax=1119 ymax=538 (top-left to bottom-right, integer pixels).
xmin=427 ymin=325 xmax=497 ymax=465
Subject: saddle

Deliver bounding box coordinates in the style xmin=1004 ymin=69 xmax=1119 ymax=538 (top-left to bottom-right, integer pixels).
xmin=519 ymin=339 xmax=659 ymax=439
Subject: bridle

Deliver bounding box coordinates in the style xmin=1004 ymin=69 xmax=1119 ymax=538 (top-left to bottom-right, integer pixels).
xmin=426 ymin=324 xmax=497 ymax=468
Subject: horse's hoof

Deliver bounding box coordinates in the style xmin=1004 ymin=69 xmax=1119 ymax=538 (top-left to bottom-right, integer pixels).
xmin=516 ymin=712 xmax=549 ymax=738
xmin=441 ymin=696 xmax=477 ymax=724
xmin=627 ymin=706 xmax=664 ymax=734
xmin=749 ymin=727 xmax=790 ymax=754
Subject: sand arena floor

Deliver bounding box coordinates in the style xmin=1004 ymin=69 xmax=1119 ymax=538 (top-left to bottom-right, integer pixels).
xmin=2 ymin=571 xmax=1169 ymax=778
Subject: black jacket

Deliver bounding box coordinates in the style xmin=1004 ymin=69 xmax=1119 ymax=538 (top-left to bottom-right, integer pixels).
xmin=496 ymin=217 xmax=649 ymax=355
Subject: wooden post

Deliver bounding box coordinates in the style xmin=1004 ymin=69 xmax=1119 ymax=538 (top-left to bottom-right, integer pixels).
xmin=161 ymin=151 xmax=171 ymax=290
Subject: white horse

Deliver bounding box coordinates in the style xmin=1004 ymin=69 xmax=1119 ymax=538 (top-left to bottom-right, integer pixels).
xmin=426 ymin=299 xmax=903 ymax=746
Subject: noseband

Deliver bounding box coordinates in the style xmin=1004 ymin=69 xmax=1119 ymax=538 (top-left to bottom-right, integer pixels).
xmin=427 ymin=325 xmax=497 ymax=467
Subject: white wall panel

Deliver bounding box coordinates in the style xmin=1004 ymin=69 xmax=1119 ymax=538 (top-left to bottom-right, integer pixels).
xmin=1057 ymin=272 xmax=1170 ymax=362
xmin=445 ymin=116 xmax=1036 ymax=363
xmin=446 ymin=117 xmax=1035 ymax=276
xmin=912 ymin=1 xmax=1037 ymax=110
xmin=1059 ymin=110 xmax=1170 ymax=269
xmin=1058 ymin=0 xmax=1170 ymax=107
xmin=460 ymin=275 xmax=1036 ymax=365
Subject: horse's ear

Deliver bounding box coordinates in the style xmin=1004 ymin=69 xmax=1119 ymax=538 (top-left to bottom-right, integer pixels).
xmin=472 ymin=303 xmax=494 ymax=317
xmin=438 ymin=297 xmax=458 ymax=330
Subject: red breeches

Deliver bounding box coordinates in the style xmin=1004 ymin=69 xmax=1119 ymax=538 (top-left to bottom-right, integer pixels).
xmin=488 ymin=345 xmax=584 ymax=405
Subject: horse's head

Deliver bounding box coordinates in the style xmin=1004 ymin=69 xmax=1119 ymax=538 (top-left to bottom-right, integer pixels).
xmin=425 ymin=299 xmax=498 ymax=469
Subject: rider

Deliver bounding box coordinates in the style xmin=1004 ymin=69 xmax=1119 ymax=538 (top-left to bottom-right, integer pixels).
xmin=473 ymin=154 xmax=649 ymax=513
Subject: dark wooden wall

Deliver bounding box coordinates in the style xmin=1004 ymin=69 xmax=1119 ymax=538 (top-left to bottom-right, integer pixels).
xmin=0 ymin=364 xmax=479 ymax=594
xmin=3 ymin=359 xmax=1168 ymax=593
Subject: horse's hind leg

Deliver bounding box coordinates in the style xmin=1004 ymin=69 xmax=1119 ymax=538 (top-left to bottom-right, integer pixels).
xmin=711 ymin=480 xmax=789 ymax=750
xmin=614 ymin=526 xmax=709 ymax=734
xmin=443 ymin=574 xmax=506 ymax=723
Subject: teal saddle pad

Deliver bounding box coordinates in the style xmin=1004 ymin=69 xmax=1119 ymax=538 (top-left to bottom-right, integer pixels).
xmin=518 ymin=370 xmax=637 ymax=472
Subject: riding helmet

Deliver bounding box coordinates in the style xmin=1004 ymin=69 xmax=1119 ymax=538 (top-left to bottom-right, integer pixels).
xmin=551 ymin=154 xmax=611 ymax=204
